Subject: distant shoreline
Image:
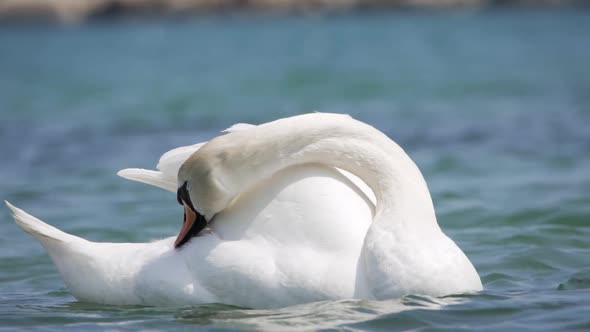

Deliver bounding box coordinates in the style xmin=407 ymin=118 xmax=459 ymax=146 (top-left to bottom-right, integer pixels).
xmin=0 ymin=0 xmax=587 ymax=23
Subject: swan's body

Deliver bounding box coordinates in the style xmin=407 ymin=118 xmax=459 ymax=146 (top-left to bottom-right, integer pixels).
xmin=6 ymin=113 xmax=482 ymax=308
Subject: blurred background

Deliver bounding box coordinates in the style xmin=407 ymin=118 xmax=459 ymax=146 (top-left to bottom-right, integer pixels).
xmin=1 ymin=1 xmax=589 ymax=331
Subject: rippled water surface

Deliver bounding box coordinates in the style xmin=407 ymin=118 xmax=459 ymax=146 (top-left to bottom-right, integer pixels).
xmin=1 ymin=10 xmax=589 ymax=331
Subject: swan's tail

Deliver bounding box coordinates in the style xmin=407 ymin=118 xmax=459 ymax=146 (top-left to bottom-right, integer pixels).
xmin=5 ymin=201 xmax=81 ymax=245
xmin=4 ymin=201 xmax=155 ymax=304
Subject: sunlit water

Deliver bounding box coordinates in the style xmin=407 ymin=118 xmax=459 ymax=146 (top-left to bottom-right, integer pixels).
xmin=1 ymin=10 xmax=589 ymax=331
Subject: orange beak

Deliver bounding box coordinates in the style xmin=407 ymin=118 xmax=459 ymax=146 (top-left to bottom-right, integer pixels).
xmin=175 ymin=200 xmax=197 ymax=248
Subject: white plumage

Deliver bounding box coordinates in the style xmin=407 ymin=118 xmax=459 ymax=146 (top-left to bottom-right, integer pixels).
xmin=6 ymin=113 xmax=482 ymax=308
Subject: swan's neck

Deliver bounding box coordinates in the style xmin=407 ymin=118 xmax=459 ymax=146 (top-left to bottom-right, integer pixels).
xmin=212 ymin=113 xmax=440 ymax=236
xmin=187 ymin=113 xmax=482 ymax=298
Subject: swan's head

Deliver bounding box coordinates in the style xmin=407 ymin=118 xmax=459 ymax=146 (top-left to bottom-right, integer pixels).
xmin=174 ymin=143 xmax=236 ymax=248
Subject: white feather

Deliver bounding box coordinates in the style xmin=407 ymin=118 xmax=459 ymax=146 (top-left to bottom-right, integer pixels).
xmin=8 ymin=113 xmax=482 ymax=308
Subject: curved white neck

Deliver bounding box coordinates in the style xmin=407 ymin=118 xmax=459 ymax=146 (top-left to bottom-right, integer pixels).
xmin=184 ymin=113 xmax=483 ymax=299
xmin=210 ymin=113 xmax=440 ymax=236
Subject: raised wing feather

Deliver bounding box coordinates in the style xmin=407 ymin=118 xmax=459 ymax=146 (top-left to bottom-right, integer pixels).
xmin=117 ymin=142 xmax=204 ymax=192
xmin=118 ymin=123 xmax=257 ymax=191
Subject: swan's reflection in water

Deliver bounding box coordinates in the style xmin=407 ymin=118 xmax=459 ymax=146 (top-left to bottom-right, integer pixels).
xmin=174 ymin=295 xmax=469 ymax=330
xmin=37 ymin=292 xmax=477 ymax=330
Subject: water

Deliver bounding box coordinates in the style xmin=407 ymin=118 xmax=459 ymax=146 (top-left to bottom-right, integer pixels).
xmin=1 ymin=10 xmax=589 ymax=331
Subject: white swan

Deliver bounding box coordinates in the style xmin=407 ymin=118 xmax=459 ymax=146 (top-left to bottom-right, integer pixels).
xmin=6 ymin=113 xmax=482 ymax=308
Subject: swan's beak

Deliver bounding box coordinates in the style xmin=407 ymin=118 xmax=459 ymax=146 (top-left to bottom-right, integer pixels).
xmin=175 ymin=181 xmax=208 ymax=248
xmin=174 ymin=200 xmax=207 ymax=249
xmin=175 ymin=201 xmax=195 ymax=248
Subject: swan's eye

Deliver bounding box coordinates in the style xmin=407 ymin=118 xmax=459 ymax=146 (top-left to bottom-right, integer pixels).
xmin=177 ymin=182 xmax=188 ymax=206
xmin=177 ymin=181 xmax=197 ymax=212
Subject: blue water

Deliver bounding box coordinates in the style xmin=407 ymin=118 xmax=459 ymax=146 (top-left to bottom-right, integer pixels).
xmin=1 ymin=10 xmax=589 ymax=331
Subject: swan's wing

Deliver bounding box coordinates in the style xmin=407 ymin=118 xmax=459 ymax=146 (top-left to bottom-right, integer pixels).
xmin=118 ymin=123 xmax=257 ymax=192
xmin=118 ymin=142 xmax=205 ymax=192
xmin=117 ymin=168 xmax=177 ymax=192
xmin=156 ymin=142 xmax=207 ymax=175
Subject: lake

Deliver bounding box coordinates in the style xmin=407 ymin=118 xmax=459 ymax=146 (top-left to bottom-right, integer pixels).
xmin=1 ymin=9 xmax=589 ymax=331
